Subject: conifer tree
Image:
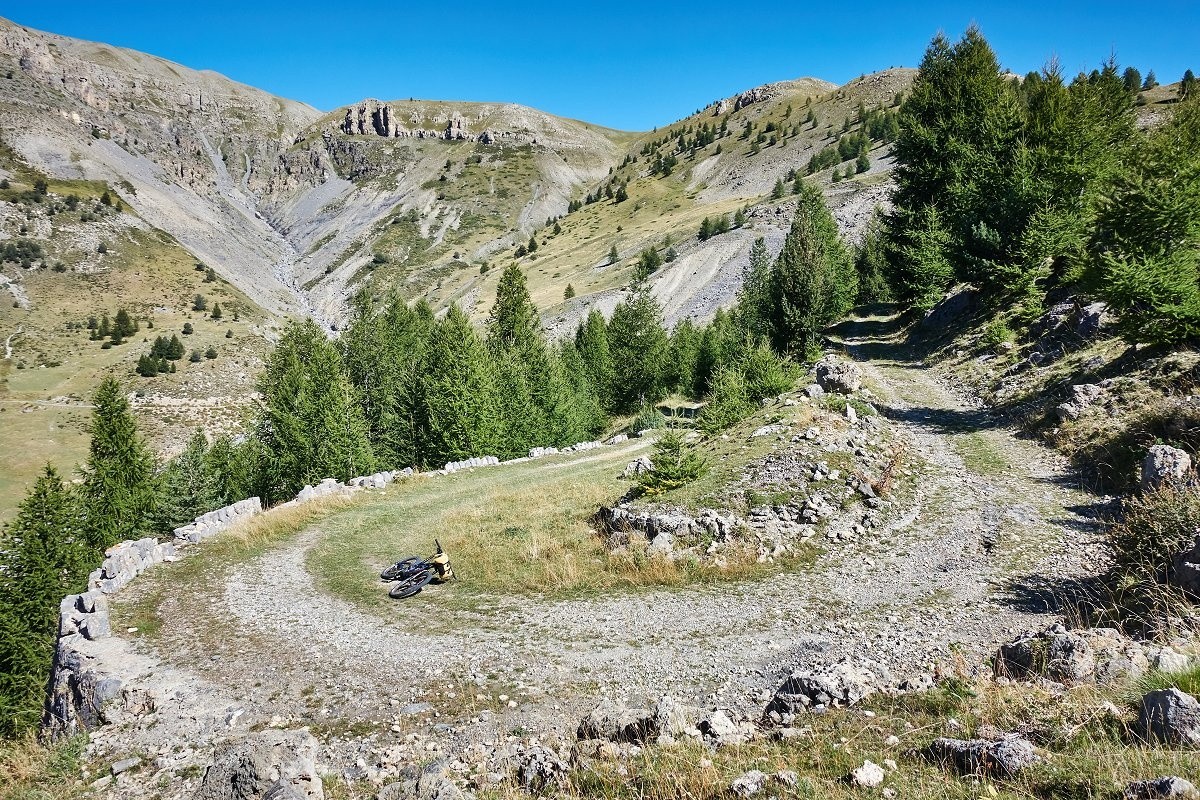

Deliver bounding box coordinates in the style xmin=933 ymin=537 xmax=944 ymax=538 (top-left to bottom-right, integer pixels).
xmin=575 ymin=310 xmax=616 ymax=410
xmin=769 ymin=183 xmax=857 ymax=355
xmin=607 ymin=288 xmax=668 ymax=412
xmin=256 ymin=319 xmax=375 ymax=499
xmin=0 ymin=466 xmax=86 ymax=735
xmin=153 ymin=429 xmax=219 ymax=534
xmin=736 ymin=237 xmax=774 ymax=343
xmin=79 ymin=378 xmax=157 ymax=550
xmin=419 ymin=305 xmax=500 ymax=461
xmin=1182 ymin=69 xmax=1196 ymax=100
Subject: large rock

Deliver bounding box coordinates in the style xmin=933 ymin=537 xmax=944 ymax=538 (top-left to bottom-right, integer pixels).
xmin=925 ymin=735 xmax=1039 ymax=778
xmin=849 ymin=760 xmax=885 ymax=788
xmin=1142 ymin=445 xmax=1192 ymax=493
xmin=577 ymin=698 xmax=657 ymax=743
xmin=921 ymin=286 xmax=977 ymax=330
xmin=1135 ymin=689 xmax=1200 ymax=747
xmin=1124 ymin=777 xmax=1200 ymax=800
xmin=196 ymin=731 xmax=322 ymax=800
xmin=996 ymin=626 xmax=1148 ymax=685
xmin=514 ymin=745 xmax=569 ymax=794
xmin=814 ymin=356 xmax=863 ymax=395
xmin=762 ymin=660 xmax=888 ymax=724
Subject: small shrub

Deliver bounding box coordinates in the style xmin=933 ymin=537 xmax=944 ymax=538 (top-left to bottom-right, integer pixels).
xmin=981 ymin=318 xmax=1015 ymax=348
xmin=637 ymin=431 xmax=708 ymax=496
xmin=1107 ymin=483 xmax=1200 ymax=595
xmin=631 ymin=405 xmax=667 ymax=433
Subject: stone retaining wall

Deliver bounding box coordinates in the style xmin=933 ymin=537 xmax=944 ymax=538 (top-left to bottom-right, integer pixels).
xmin=44 ymin=435 xmax=642 ymax=738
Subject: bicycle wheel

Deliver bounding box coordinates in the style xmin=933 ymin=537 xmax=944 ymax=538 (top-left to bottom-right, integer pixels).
xmin=388 ymin=569 xmax=432 ymax=599
xmin=381 ymin=557 xmax=420 ymax=581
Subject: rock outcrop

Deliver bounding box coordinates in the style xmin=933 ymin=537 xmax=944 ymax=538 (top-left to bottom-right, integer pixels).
xmin=925 ymin=735 xmax=1039 ymax=778
xmin=1141 ymin=445 xmax=1193 ymax=492
xmin=1135 ymin=688 xmax=1200 ymax=747
xmin=196 ymin=731 xmax=323 ymax=800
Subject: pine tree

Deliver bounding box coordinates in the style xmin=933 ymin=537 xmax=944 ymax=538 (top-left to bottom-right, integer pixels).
xmin=606 ymin=288 xmax=668 ymax=412
xmin=211 ymin=303 xmax=222 ymax=320
xmin=564 ymin=284 xmax=576 ymax=300
xmin=737 ymin=237 xmax=773 ymax=343
xmin=79 ymin=378 xmax=157 ymax=550
xmin=663 ymin=319 xmax=702 ymax=395
xmin=168 ymin=334 xmax=185 ymax=359
xmin=192 ymin=294 xmax=207 ymax=311
xmin=1182 ymin=69 xmax=1196 ymax=100
xmin=256 ymin=319 xmax=375 ymax=500
xmin=419 ymin=305 xmax=500 ymax=462
xmin=1142 ymin=70 xmax=1158 ymax=90
xmin=575 ymin=310 xmax=616 ymax=410
xmin=153 ymin=430 xmax=219 ymax=535
xmin=0 ymin=466 xmax=86 ymax=735
xmin=771 ymin=178 xmax=786 ymax=199
xmin=1122 ymin=66 xmax=1142 ymax=94
xmin=607 ymin=244 xmax=619 ymax=264
xmin=769 ymin=182 xmax=857 ymax=355
xmin=113 ymin=308 xmax=137 ymax=338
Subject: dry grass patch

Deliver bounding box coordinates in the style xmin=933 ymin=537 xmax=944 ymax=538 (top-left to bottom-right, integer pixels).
xmin=0 ymin=734 xmax=86 ymax=800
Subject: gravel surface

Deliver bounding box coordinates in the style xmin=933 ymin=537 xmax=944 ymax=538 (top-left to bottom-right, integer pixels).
xmin=100 ymin=316 xmax=1105 ymax=793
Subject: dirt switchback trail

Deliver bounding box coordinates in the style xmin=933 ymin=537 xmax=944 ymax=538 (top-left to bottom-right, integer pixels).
xmin=123 ymin=313 xmax=1105 ymax=749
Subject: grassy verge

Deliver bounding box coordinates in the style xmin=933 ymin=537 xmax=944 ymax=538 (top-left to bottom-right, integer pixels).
xmin=480 ymin=675 xmax=1200 ymax=799
xmin=0 ymin=735 xmax=86 ymax=800
xmin=307 ymin=441 xmax=817 ymax=615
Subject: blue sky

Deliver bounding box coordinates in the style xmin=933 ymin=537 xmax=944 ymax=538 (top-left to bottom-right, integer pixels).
xmin=8 ymin=1 xmax=1196 ymax=130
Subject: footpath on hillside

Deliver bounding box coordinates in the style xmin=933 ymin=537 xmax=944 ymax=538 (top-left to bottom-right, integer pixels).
xmin=104 ymin=311 xmax=1103 ymax=781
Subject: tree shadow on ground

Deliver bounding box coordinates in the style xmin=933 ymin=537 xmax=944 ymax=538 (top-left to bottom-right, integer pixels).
xmin=872 ymin=400 xmax=1003 ymax=435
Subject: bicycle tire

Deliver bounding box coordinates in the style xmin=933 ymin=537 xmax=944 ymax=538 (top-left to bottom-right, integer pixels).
xmin=381 ymin=557 xmax=420 ymax=581
xmin=388 ymin=569 xmax=433 ymax=599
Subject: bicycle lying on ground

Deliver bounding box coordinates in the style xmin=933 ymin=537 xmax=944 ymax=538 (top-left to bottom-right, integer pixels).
xmin=380 ymin=539 xmax=455 ymax=599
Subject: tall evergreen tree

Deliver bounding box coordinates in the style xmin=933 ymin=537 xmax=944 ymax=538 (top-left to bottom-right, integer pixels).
xmin=0 ymin=466 xmax=86 ymax=735
xmin=419 ymin=305 xmax=500 ymax=462
xmin=769 ymin=183 xmax=857 ymax=355
xmin=607 ymin=288 xmax=668 ymax=412
xmin=256 ymin=319 xmax=375 ymax=500
xmin=340 ymin=291 xmax=433 ymax=468
xmin=79 ymin=378 xmax=157 ymax=550
xmin=736 ymin=237 xmax=773 ymax=342
xmin=153 ymin=430 xmax=220 ymax=535
xmin=575 ymin=310 xmax=616 ymax=411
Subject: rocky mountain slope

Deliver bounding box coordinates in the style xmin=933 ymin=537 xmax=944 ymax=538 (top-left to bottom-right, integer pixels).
xmin=0 ymin=17 xmax=914 ymax=331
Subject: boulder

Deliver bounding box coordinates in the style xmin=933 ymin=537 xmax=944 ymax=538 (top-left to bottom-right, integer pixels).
xmin=1142 ymin=445 xmax=1192 ymax=493
xmin=814 ymin=356 xmax=863 ymax=395
xmin=995 ymin=625 xmax=1149 ymax=685
xmin=1124 ymin=777 xmax=1200 ymax=800
xmin=730 ymin=770 xmax=767 ymax=797
xmin=195 ymin=731 xmax=322 ymax=800
xmin=1135 ymin=689 xmax=1200 ymax=747
xmin=921 ymin=286 xmax=977 ymax=330
xmin=762 ymin=660 xmax=887 ymax=724
xmin=514 ymin=745 xmax=568 ymax=794
xmin=577 ymin=699 xmax=656 ymax=743
xmin=1055 ymin=384 xmax=1105 ymax=422
xmin=925 ymin=735 xmax=1039 ymax=778
xmin=1076 ymin=302 xmax=1110 ymax=338
xmin=378 ymin=760 xmax=466 ymax=800
xmin=620 ymin=457 xmax=653 ymax=479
